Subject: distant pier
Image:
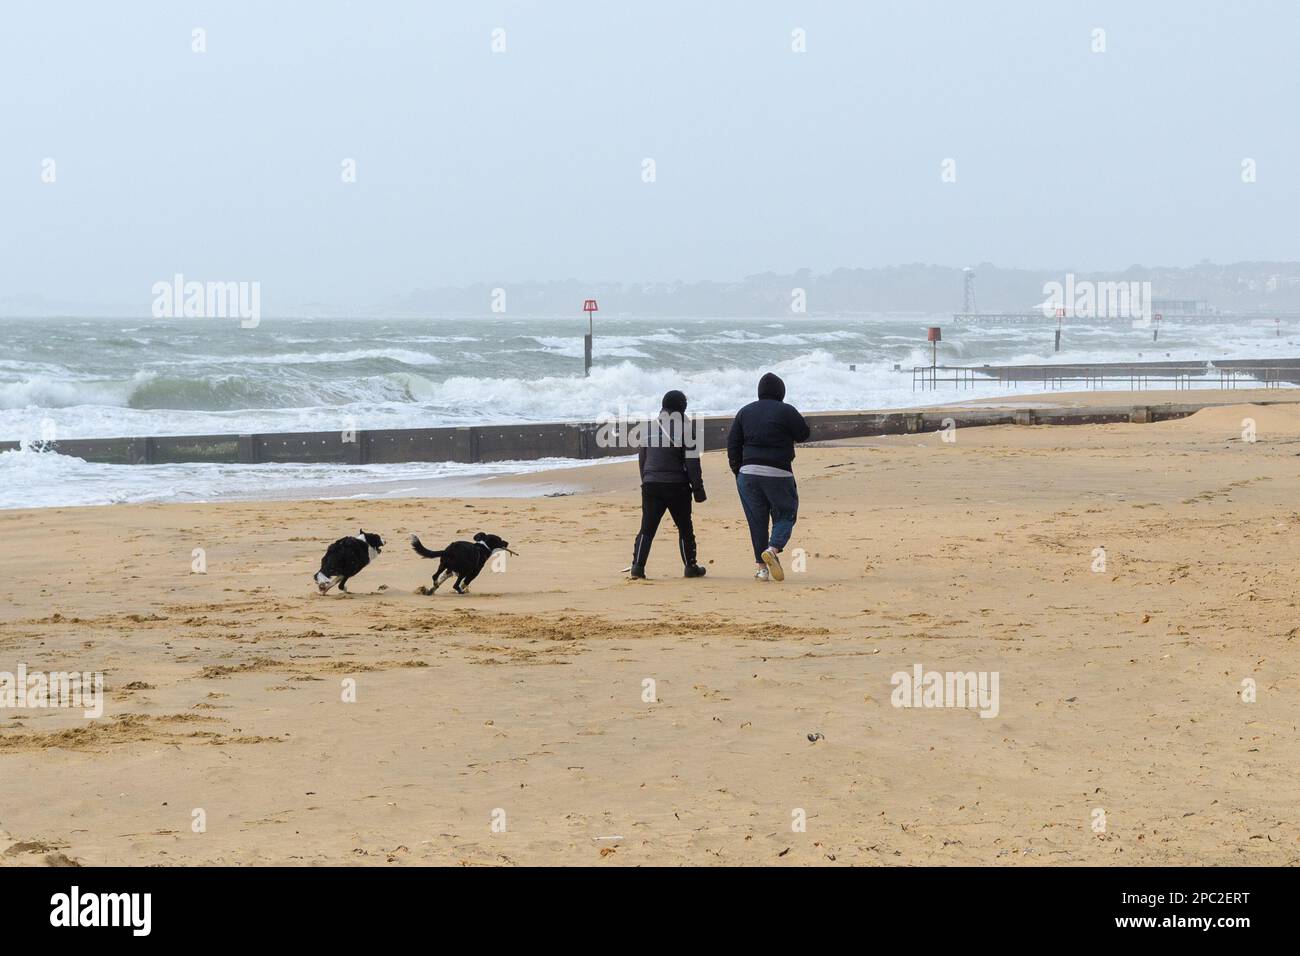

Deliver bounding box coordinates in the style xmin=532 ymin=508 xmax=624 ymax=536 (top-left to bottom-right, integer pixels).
xmin=951 ymin=311 xmax=1300 ymax=326
xmin=911 ymin=357 xmax=1300 ymax=391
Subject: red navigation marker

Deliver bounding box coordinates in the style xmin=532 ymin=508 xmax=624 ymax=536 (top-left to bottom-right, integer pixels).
xmin=583 ymin=299 xmax=598 ymax=314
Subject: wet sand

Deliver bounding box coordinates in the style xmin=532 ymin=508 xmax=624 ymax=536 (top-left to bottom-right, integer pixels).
xmin=1 ymin=392 xmax=1298 ymax=865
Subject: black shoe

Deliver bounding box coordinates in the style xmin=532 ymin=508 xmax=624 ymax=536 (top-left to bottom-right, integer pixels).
xmin=629 ymin=564 xmax=646 ymax=579
xmin=684 ymin=563 xmax=706 ymax=578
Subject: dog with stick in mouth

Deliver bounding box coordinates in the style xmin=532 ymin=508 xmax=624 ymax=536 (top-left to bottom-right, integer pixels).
xmin=409 ymin=532 xmax=516 ymax=595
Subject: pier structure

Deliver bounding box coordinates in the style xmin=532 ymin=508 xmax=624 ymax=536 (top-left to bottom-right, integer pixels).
xmin=910 ymin=358 xmax=1300 ymax=391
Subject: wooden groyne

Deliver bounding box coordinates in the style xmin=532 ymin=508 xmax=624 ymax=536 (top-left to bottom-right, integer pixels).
xmin=2 ymin=399 xmax=1292 ymax=466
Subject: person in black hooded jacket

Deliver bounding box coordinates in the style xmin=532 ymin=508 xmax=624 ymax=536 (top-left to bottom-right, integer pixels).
xmin=629 ymin=389 xmax=707 ymax=579
xmin=727 ymin=372 xmax=810 ymax=582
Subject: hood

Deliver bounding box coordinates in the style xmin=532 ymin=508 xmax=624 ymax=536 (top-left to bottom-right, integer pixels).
xmin=661 ymin=389 xmax=688 ymax=413
xmin=757 ymin=372 xmax=786 ymax=401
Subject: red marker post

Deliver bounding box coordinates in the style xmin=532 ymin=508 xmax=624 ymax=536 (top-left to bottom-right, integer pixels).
xmin=583 ymin=299 xmax=598 ymax=376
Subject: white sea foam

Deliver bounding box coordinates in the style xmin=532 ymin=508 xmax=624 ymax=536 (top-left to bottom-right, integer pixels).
xmin=0 ymin=375 xmax=136 ymax=410
xmin=166 ymin=348 xmax=445 ymax=366
xmin=0 ymin=447 xmax=615 ymax=509
xmin=4 ymin=314 xmax=1299 ymax=507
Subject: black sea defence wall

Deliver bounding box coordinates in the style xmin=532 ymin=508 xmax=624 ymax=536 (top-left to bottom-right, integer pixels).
xmin=0 ymin=400 xmax=1281 ymax=466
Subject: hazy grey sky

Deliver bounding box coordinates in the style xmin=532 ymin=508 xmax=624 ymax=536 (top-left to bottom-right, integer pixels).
xmin=2 ymin=0 xmax=1297 ymax=309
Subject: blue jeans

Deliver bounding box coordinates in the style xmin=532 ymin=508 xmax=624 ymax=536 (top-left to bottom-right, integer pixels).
xmin=736 ymin=473 xmax=798 ymax=563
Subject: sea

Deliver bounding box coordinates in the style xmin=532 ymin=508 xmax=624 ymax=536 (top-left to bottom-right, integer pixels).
xmin=1 ymin=313 xmax=1294 ymax=508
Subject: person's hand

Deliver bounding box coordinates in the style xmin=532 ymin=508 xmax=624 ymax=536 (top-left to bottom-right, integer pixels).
xmin=693 ymin=486 xmax=707 ymax=503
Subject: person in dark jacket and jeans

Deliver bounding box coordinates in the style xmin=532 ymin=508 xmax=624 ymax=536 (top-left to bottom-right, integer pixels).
xmin=727 ymin=372 xmax=810 ymax=582
xmin=630 ymin=389 xmax=708 ymax=579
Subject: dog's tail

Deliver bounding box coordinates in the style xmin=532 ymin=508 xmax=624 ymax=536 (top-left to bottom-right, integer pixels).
xmin=409 ymin=534 xmax=443 ymax=560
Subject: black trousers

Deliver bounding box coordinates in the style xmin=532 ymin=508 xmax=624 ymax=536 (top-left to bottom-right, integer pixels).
xmin=633 ymin=482 xmax=697 ymax=568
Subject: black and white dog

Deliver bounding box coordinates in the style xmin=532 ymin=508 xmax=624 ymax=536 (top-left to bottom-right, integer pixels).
xmin=314 ymin=530 xmax=385 ymax=594
xmin=410 ymin=532 xmax=516 ymax=595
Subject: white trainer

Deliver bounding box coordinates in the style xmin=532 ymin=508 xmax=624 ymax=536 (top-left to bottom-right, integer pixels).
xmin=754 ymin=566 xmax=770 ymax=581
xmin=762 ymin=547 xmax=785 ymax=581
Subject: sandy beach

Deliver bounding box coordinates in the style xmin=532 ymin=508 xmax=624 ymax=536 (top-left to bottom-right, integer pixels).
xmin=2 ymin=390 xmax=1298 ymax=866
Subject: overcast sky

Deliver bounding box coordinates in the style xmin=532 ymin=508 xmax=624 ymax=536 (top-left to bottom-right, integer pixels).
xmin=2 ymin=0 xmax=1297 ymax=309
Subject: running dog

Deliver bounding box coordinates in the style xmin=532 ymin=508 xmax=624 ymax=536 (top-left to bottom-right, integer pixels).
xmin=314 ymin=530 xmax=385 ymax=594
xmin=410 ymin=532 xmax=516 ymax=595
